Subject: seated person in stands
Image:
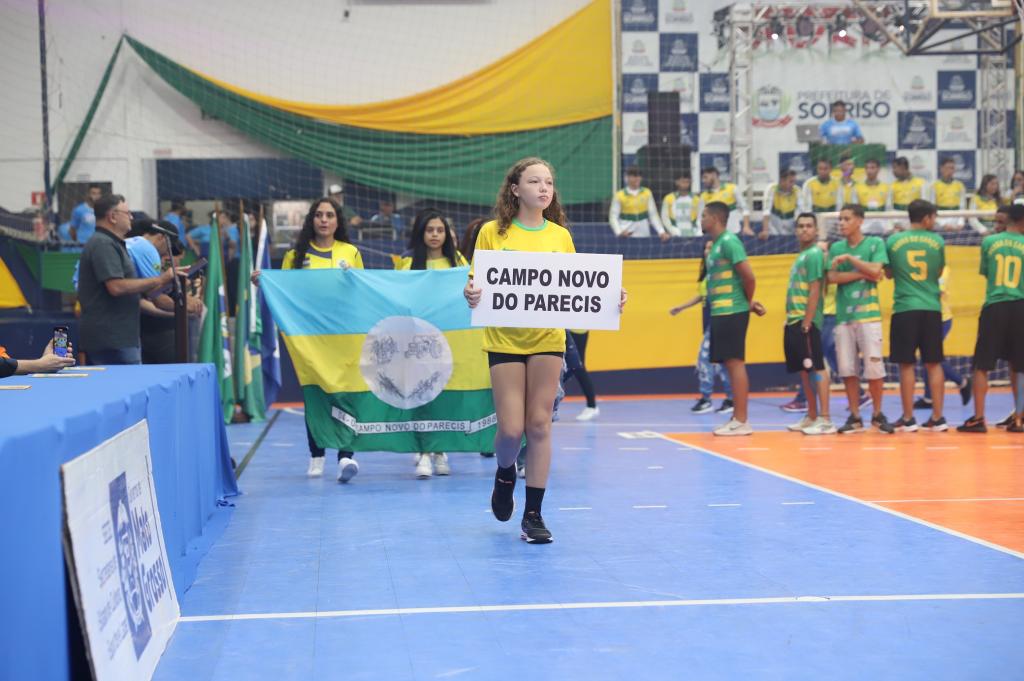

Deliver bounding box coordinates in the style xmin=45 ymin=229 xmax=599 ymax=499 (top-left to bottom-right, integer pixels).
xmin=660 ymin=172 xmax=698 ymax=237
xmin=836 ymin=153 xmax=857 ymax=207
xmin=890 ymin=156 xmax=927 ymax=230
xmin=328 ymin=183 xmax=363 ymax=229
xmin=369 ymin=199 xmax=404 ymax=237
xmin=930 ymin=156 xmax=967 ymax=231
xmin=968 ymin=174 xmax=1002 ymax=234
xmin=609 ymin=167 xmax=670 ymax=240
xmin=696 ymin=166 xmax=752 ymax=235
xmin=854 ymin=158 xmax=892 ymax=234
xmin=0 ymin=340 xmax=76 ymax=378
xmin=818 ymin=100 xmax=864 ymax=145
xmin=802 ymin=158 xmax=841 ymax=214
xmin=760 ymin=169 xmax=806 ymax=238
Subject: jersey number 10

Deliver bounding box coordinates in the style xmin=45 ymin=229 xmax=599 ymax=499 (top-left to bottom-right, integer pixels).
xmin=994 ymin=254 xmax=1022 ymax=288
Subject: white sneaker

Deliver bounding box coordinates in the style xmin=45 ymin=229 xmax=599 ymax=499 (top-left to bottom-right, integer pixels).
xmin=338 ymin=457 xmax=359 ymax=482
xmin=802 ymin=417 xmax=838 ymax=435
xmin=713 ymin=418 xmax=753 ymax=436
xmin=516 ymin=461 xmax=526 ymax=479
xmin=307 ymin=457 xmax=325 ymax=477
xmin=415 ymin=453 xmax=432 ymax=479
xmin=431 ymin=453 xmax=450 ymax=476
xmin=576 ymin=406 xmax=600 ymax=421
xmin=787 ymin=415 xmax=816 ymax=432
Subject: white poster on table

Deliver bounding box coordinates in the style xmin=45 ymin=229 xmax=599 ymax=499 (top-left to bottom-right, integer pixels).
xmin=471 ymin=251 xmax=623 ymax=331
xmin=61 ymin=419 xmax=179 ymax=681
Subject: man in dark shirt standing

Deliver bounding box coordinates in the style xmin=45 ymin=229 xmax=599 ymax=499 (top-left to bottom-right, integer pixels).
xmin=77 ymin=194 xmax=177 ymax=364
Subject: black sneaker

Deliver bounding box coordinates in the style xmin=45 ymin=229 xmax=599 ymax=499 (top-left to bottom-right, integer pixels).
xmin=691 ymin=398 xmax=713 ymax=414
xmin=1007 ymin=419 xmax=1024 ymax=433
xmin=893 ymin=416 xmax=919 ymax=432
xmin=996 ymin=412 xmax=1015 ymax=428
xmin=838 ymin=415 xmax=864 ymax=434
xmin=490 ymin=468 xmax=516 ymax=522
xmin=959 ymin=377 xmax=973 ymax=406
xmin=871 ymin=413 xmax=895 ymax=434
xmin=716 ymin=399 xmax=735 ymax=415
xmin=912 ymin=397 xmax=933 ymax=410
xmin=922 ymin=416 xmax=949 ymax=432
xmin=957 ymin=416 xmax=987 ymax=433
xmin=520 ymin=511 xmax=553 ymax=544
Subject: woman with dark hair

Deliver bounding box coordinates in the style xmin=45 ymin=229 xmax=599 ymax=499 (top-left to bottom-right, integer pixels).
xmin=253 ymin=197 xmax=363 ymax=481
xmin=396 ymin=209 xmax=468 ymax=478
xmin=969 ymin=174 xmax=1002 ymax=233
xmin=459 ymin=217 xmax=487 ymax=264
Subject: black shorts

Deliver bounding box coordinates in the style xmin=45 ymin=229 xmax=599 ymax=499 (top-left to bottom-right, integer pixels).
xmin=710 ymin=312 xmax=749 ymax=363
xmin=889 ymin=310 xmax=944 ymax=365
xmin=973 ymin=300 xmax=1024 ymax=371
xmin=783 ymin=322 xmax=825 ymax=374
xmin=487 ymin=351 xmax=563 ymax=367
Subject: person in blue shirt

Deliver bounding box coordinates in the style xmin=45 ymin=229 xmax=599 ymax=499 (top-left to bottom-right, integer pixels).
xmin=70 ymin=183 xmax=104 ymax=243
xmin=818 ymin=100 xmax=864 ymax=145
xmin=186 ymin=211 xmax=215 ymax=258
xmin=162 ymin=200 xmax=188 ymax=242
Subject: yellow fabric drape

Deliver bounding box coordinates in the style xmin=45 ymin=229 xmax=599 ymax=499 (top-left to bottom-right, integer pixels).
xmin=189 ymin=0 xmax=611 ymax=135
xmin=587 ymin=247 xmax=987 ymax=372
xmin=0 ymin=257 xmax=28 ymax=309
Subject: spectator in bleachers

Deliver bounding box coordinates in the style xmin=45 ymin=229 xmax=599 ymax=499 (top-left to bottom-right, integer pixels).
xmin=929 ymin=156 xmax=967 ymax=231
xmin=697 ymin=166 xmax=752 ymax=235
xmin=369 ymin=199 xmax=404 ymax=237
xmin=818 ymin=100 xmax=864 ymax=145
xmin=1009 ymin=170 xmax=1024 ymax=204
xmin=837 ymin=153 xmax=857 ymax=207
xmin=77 ymin=194 xmax=179 ymax=365
xmin=70 ymin=183 xmax=103 ymax=243
xmin=760 ymin=169 xmax=805 ymax=238
xmin=660 ymin=171 xmax=698 ymax=236
xmin=802 ymin=158 xmax=841 ymax=214
xmin=854 ymin=158 xmax=892 ymax=234
xmin=890 ymin=156 xmax=927 ymax=230
xmin=328 ymin=183 xmax=363 ymax=229
xmin=609 ymin=167 xmax=669 ymax=240
xmin=968 ymin=174 xmax=1002 ymax=233
xmin=163 ymin=200 xmax=188 ymax=242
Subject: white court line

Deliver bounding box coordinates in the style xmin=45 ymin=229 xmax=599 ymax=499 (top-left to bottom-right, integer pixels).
xmin=562 ymin=447 xmax=591 ymax=451
xmin=270 ymin=443 xmax=293 ymax=448
xmin=782 ymin=502 xmax=815 ymax=506
xmin=559 ymin=507 xmax=592 ymax=511
xmin=708 ymin=503 xmax=741 ymax=508
xmin=667 ymin=436 xmax=1024 ymax=560
xmin=991 ymin=445 xmax=1024 ymax=450
xmin=232 ymin=441 xmax=253 ymax=446
xmin=738 ymin=447 xmax=770 ymax=451
xmin=178 ymin=592 xmax=1024 ymax=624
xmin=633 ymin=505 xmax=667 ymax=509
xmin=871 ymin=497 xmax=1024 ymax=504
xmin=648 ymin=465 xmax=664 ymax=470
xmin=862 ymin=446 xmax=895 ymax=451
xmin=926 ymin=446 xmax=960 ymax=450
xmin=800 ymin=447 xmax=831 ymax=451
xmin=619 ymin=447 xmax=649 ymax=451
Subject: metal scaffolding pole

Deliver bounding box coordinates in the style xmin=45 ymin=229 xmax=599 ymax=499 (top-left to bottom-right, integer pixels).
xmin=979 ymin=52 xmax=1011 ymax=186
xmin=729 ymin=3 xmax=756 ymax=210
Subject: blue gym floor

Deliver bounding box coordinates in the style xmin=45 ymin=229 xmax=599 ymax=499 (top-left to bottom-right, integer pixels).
xmin=154 ymin=394 xmax=1024 ymax=681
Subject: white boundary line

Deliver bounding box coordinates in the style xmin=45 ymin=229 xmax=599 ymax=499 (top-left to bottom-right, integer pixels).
xmin=178 ymin=592 xmax=1024 ymax=624
xmin=871 ymin=497 xmax=1024 ymax=504
xmin=661 ymin=434 xmax=1024 ymax=561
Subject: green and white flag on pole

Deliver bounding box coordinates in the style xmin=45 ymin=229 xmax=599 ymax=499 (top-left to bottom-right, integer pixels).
xmin=233 ymin=214 xmax=267 ymax=422
xmin=198 ymin=211 xmax=235 ymax=423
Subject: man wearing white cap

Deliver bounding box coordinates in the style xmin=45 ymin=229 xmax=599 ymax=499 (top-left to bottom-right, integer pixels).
xmin=328 ymin=183 xmax=363 ymax=229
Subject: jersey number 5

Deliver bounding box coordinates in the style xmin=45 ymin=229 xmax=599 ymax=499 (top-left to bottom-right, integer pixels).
xmin=907 ymin=250 xmax=928 ymax=282
xmin=994 ymin=254 xmax=1022 ymax=288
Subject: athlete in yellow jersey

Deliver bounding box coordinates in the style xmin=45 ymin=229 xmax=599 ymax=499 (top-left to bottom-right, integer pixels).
xmin=929 ymin=157 xmax=967 ymax=230
xmin=760 ymin=169 xmax=806 ymax=237
xmin=660 ymin=171 xmax=699 ymax=236
xmin=252 ymin=197 xmax=362 ymax=481
xmin=890 ymin=156 xmax=927 ymax=230
xmin=802 ymin=158 xmax=841 ymax=213
xmin=696 ymin=165 xmax=752 ymax=235
xmin=854 ymin=158 xmax=892 ymax=234
xmin=837 ymin=154 xmax=858 ymax=208
xmin=609 ymin=166 xmax=668 ymax=240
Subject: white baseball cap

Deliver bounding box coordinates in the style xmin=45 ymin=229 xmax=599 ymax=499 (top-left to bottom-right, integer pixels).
xmin=328 ymin=184 xmax=343 ymax=195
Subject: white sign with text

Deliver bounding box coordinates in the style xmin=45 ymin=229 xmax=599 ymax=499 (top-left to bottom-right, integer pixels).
xmin=61 ymin=420 xmax=179 ymax=681
xmin=471 ymin=250 xmax=623 ymax=331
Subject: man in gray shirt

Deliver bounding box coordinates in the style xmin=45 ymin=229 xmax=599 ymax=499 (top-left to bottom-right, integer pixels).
xmin=77 ymin=194 xmax=177 ymax=364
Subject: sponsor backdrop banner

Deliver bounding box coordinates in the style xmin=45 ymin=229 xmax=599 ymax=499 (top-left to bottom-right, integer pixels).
xmin=62 ymin=420 xmax=179 ymax=681
xmin=620 ymin=1 xmax=1016 ymax=188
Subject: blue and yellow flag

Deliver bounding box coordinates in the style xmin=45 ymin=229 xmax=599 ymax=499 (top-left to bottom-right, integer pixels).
xmin=260 ymin=267 xmax=495 ymax=452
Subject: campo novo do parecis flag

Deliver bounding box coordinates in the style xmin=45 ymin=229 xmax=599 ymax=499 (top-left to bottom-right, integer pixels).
xmin=259 ymin=267 xmax=496 ymax=452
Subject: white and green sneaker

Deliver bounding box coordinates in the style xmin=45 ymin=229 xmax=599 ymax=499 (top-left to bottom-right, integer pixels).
xmin=713 ymin=418 xmax=753 ymax=436
xmin=787 ymin=415 xmax=816 ymax=432
xmin=802 ymin=417 xmax=838 ymax=435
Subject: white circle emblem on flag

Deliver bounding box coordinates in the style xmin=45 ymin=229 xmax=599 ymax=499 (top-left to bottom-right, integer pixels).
xmin=360 ymin=316 xmax=453 ymax=409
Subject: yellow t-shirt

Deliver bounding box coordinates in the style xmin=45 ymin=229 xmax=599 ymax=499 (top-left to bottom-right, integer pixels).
xmin=615 ymin=188 xmax=654 ymax=218
xmin=771 ymin=186 xmax=799 ymax=218
xmin=471 ymin=219 xmax=576 ymax=354
xmin=805 ymin=176 xmax=840 ymax=211
xmin=933 ymin=179 xmax=965 ymax=210
xmin=395 ymin=251 xmax=468 ymax=271
xmin=700 ymin=183 xmax=739 ymax=211
xmin=838 ymin=179 xmax=856 ymax=206
xmin=823 ymin=282 xmax=837 ymax=316
xmin=891 ymin=176 xmax=926 ymax=209
xmin=938 ymin=265 xmax=952 ymax=322
xmin=282 ymin=241 xmax=363 ymax=270
xmin=855 ymin=181 xmax=891 ymax=212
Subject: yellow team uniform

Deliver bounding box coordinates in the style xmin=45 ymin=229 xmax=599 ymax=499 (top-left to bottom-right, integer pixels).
xmin=804 ymin=176 xmax=841 ymax=211
xmin=932 ymin=179 xmax=966 ymax=210
xmin=891 ymin=176 xmax=927 ymax=210
xmin=615 ymin=188 xmax=655 ymax=221
xmin=282 ymin=240 xmax=363 ymax=270
xmin=472 ymin=219 xmax=576 ymax=354
xmin=938 ymin=266 xmax=952 ymax=323
xmin=854 ymin=181 xmax=891 ymax=211
xmin=395 ymin=251 xmax=468 ymax=271
xmin=770 ymin=186 xmax=800 ymax=219
xmin=838 ymin=179 xmax=856 ymax=206
xmin=823 ymin=282 xmax=836 ymax=316
xmin=969 ymin=194 xmax=999 ymax=231
xmin=662 ymin=191 xmax=697 ymax=227
xmin=699 ymin=182 xmax=739 ymax=211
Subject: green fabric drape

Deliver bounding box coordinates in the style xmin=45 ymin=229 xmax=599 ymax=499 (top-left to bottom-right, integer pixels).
xmin=125 ymin=37 xmax=611 ymax=205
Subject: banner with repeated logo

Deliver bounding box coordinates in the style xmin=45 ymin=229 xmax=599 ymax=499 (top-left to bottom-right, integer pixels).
xmin=61 ymin=420 xmax=179 ymax=681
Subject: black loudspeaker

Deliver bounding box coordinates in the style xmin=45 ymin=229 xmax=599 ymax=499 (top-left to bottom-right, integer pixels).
xmin=647 ymin=91 xmax=681 ymax=145
xmin=636 ymin=144 xmax=692 ymax=202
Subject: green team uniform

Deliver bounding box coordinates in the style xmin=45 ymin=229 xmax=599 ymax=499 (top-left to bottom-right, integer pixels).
xmin=980 ymin=233 xmax=1024 ymax=306
xmin=786 ymin=247 xmax=825 ymax=329
xmin=829 ymin=236 xmax=889 ymax=324
xmin=886 ymin=230 xmax=945 ymax=313
xmin=706 ymin=231 xmax=750 ymax=316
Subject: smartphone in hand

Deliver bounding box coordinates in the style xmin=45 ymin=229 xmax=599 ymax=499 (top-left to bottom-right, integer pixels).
xmin=53 ymin=326 xmax=70 ymax=357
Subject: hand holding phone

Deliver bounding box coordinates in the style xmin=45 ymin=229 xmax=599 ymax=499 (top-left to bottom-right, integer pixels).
xmin=53 ymin=326 xmax=70 ymax=358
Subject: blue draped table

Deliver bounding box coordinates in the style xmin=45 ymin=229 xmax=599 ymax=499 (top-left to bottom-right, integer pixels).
xmin=0 ymin=364 xmax=239 ymax=680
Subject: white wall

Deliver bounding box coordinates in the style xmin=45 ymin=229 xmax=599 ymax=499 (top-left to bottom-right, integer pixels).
xmin=0 ymin=0 xmax=590 ymax=214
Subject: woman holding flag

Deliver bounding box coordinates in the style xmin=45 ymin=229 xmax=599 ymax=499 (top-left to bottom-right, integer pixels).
xmin=252 ymin=197 xmax=364 ymax=481
xmin=464 ymin=158 xmax=627 ymax=544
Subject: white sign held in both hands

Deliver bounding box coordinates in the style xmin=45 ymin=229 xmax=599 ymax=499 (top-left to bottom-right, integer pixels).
xmin=470 ymin=250 xmax=623 ymax=331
